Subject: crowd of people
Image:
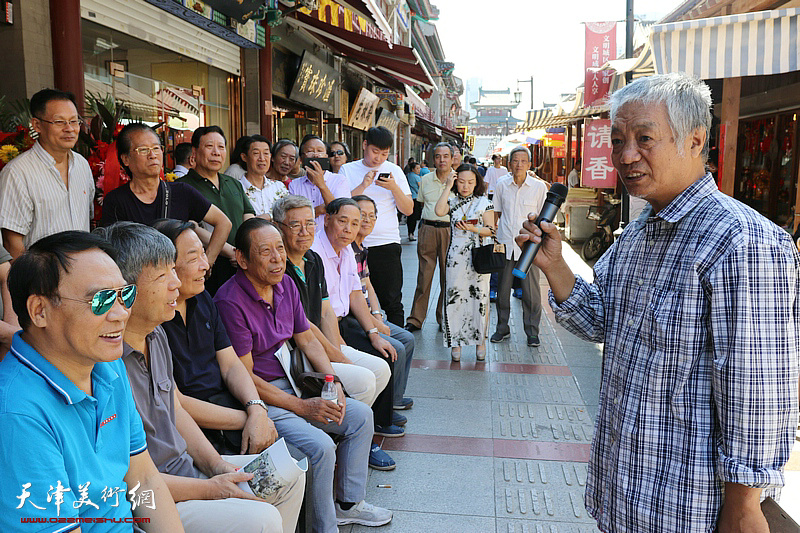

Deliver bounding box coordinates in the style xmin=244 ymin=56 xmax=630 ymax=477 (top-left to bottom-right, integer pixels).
xmin=0 ymin=71 xmax=798 ymax=533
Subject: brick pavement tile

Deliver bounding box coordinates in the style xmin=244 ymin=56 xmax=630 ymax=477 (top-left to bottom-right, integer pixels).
xmin=493 ymin=402 xmax=594 ymax=443
xmin=491 ymin=373 xmax=584 ymax=404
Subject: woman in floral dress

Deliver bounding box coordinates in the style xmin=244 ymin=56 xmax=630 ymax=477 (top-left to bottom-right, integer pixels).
xmin=434 ymin=163 xmax=495 ymax=362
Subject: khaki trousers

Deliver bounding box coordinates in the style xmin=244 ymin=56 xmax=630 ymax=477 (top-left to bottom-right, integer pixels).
xmin=176 ymin=453 xmax=305 ymax=533
xmin=407 ymin=223 xmax=450 ymax=327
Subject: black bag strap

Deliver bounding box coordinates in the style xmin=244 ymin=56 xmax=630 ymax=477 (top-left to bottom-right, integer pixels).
xmin=160 ymin=180 xmax=171 ymax=219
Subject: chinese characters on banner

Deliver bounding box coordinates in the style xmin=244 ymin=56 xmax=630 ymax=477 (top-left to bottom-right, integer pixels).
xmin=288 ymin=51 xmax=340 ymax=115
xmin=582 ymin=118 xmax=617 ymax=188
xmin=584 ymin=21 xmax=617 ymax=106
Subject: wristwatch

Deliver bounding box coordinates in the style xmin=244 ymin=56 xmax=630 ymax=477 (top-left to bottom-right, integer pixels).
xmin=245 ymin=399 xmax=268 ymax=412
xmin=367 ymin=327 xmax=379 ymax=335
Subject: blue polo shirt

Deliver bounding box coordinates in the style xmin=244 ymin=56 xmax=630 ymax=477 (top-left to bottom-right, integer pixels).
xmin=0 ymin=333 xmax=147 ymax=532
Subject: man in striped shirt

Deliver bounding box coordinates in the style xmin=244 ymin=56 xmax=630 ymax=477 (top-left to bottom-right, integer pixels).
xmin=520 ymin=73 xmax=799 ymax=532
xmin=0 ymin=89 xmax=95 ymax=258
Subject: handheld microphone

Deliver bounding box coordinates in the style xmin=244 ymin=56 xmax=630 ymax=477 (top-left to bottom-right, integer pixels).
xmin=512 ymin=182 xmax=568 ymax=279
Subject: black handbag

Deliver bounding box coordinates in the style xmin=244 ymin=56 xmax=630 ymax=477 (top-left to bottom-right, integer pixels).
xmin=471 ymin=239 xmax=505 ymax=274
xmin=288 ymin=343 xmax=347 ymax=398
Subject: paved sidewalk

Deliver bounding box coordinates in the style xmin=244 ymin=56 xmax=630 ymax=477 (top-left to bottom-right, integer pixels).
xmin=342 ymin=233 xmax=603 ymax=533
xmin=343 ymin=231 xmax=800 ymax=532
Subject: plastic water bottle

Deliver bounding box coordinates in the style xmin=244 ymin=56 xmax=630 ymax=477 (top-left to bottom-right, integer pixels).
xmin=321 ymin=375 xmax=338 ymax=405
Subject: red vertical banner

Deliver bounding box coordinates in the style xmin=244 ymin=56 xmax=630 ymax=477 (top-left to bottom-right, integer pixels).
xmin=584 ymin=22 xmax=617 ymax=106
xmin=582 ymin=118 xmax=617 ymax=188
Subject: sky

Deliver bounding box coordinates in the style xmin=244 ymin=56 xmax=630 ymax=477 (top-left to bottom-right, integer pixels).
xmin=432 ymin=0 xmax=679 ymax=119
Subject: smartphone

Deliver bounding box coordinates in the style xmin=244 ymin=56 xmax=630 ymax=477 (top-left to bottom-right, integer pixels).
xmin=377 ymin=172 xmax=391 ymax=181
xmin=302 ymin=157 xmax=331 ymax=171
xmin=465 ymin=218 xmax=479 ymax=225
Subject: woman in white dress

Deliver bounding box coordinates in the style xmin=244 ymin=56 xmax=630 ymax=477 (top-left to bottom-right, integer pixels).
xmin=235 ymin=135 xmax=288 ymax=218
xmin=434 ymin=163 xmax=495 ymax=362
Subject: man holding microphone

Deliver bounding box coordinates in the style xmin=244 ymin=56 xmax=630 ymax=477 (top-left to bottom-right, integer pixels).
xmin=517 ymin=73 xmax=799 ymax=533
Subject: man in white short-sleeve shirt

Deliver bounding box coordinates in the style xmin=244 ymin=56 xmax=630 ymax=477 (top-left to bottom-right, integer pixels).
xmin=484 ymin=154 xmax=508 ymax=198
xmin=339 ymin=126 xmax=413 ymax=326
xmin=492 ymin=146 xmax=547 ymax=347
xmin=0 ymin=89 xmax=94 ymax=258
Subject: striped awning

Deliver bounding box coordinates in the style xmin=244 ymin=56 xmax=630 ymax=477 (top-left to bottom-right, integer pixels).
xmin=516 ymin=105 xmax=607 ymax=132
xmin=650 ymin=7 xmax=800 ymax=79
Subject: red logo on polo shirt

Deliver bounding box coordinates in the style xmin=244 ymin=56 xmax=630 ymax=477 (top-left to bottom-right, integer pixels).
xmin=99 ymin=414 xmax=117 ymax=428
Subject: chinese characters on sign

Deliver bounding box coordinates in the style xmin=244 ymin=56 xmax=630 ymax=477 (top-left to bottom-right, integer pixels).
xmin=584 ymin=21 xmax=617 ymax=107
xmin=288 ymin=51 xmax=340 ymax=114
xmin=15 ymin=481 xmax=156 ymax=517
xmin=582 ymin=118 xmax=617 ymax=188
xmin=347 ymin=88 xmax=379 ymax=131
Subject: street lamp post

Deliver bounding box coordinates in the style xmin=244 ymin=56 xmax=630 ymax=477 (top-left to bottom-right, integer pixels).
xmin=515 ymin=77 xmax=535 ymax=110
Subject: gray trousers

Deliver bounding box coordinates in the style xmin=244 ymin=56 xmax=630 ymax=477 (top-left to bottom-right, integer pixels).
xmin=267 ymin=378 xmax=373 ymax=533
xmin=495 ymin=257 xmax=542 ymax=337
xmin=382 ymin=320 xmax=415 ymax=404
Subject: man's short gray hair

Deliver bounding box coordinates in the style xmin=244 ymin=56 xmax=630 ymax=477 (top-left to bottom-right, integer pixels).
xmin=94 ymin=222 xmax=176 ymax=284
xmin=610 ymin=72 xmax=712 ymax=158
xmin=509 ymin=145 xmax=531 ymax=162
xmin=433 ymin=142 xmax=453 ymax=157
xmin=272 ymin=195 xmax=314 ymax=224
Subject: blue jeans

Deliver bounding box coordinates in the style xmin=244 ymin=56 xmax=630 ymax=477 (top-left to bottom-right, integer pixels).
xmin=267 ymin=378 xmax=373 ymax=533
xmin=382 ymin=320 xmax=414 ymax=404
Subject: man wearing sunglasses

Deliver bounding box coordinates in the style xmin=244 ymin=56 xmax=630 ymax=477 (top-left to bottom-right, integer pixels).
xmin=0 ymin=89 xmax=96 ymax=259
xmin=99 ymin=222 xmax=304 ymax=533
xmin=0 ymin=230 xmax=184 ymax=531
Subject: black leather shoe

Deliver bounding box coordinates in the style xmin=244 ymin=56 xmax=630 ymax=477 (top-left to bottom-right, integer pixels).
xmin=404 ymin=323 xmax=420 ymax=332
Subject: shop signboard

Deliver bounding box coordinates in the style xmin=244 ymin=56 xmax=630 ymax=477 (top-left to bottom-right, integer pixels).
xmin=202 ymin=0 xmax=263 ymax=23
xmin=289 ymin=51 xmax=339 ymax=114
xmin=581 ymin=118 xmax=616 ymax=188
xmin=347 ymin=88 xmax=379 ymax=131
xmin=376 ymin=107 xmax=400 ymax=134
xmin=584 ymin=21 xmax=616 ymax=106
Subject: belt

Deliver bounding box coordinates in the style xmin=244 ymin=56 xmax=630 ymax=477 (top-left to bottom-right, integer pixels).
xmin=421 ymin=219 xmax=449 ymax=228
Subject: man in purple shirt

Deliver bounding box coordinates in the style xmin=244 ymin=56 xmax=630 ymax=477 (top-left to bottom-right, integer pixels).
xmin=214 ymin=218 xmax=392 ymax=532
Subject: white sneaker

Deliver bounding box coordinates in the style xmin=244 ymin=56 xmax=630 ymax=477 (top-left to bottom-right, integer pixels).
xmin=335 ymin=500 xmax=393 ymax=526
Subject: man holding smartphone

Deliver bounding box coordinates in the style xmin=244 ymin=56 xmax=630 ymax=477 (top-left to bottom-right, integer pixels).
xmin=340 ymin=127 xmax=413 ymax=327
xmin=289 ymin=135 xmax=351 ymax=227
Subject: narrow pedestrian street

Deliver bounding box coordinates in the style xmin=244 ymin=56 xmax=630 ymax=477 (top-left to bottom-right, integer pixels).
xmin=344 ymin=226 xmax=800 ymax=532
xmin=343 ymin=228 xmax=603 ymax=532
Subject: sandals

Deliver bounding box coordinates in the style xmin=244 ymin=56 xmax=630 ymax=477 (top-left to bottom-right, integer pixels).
xmin=450 ymin=347 xmax=461 ymax=362
xmin=476 ymin=344 xmax=486 ymax=362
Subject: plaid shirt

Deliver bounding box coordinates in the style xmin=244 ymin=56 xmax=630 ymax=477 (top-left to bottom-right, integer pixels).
xmin=551 ymin=175 xmax=800 ymax=533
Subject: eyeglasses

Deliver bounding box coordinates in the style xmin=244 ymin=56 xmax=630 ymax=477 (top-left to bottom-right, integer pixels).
xmin=61 ymin=284 xmax=137 ymax=315
xmin=329 ymin=150 xmax=345 ymax=157
xmin=360 ymin=213 xmax=376 ymax=222
xmin=132 ymin=146 xmax=164 ymax=157
xmin=277 ymin=220 xmax=317 ymax=234
xmin=36 ymin=118 xmax=84 ymax=129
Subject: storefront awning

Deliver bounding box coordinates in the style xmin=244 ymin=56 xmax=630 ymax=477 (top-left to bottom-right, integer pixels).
xmin=650 ymin=7 xmax=800 ymax=79
xmin=290 ymin=12 xmax=435 ymax=89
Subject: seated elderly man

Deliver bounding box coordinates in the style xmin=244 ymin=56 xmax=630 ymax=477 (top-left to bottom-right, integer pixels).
xmin=97 ymin=222 xmax=303 ymax=533
xmin=0 ymin=231 xmax=183 ymax=531
xmin=214 ymin=218 xmax=392 ymax=532
xmin=151 ymin=218 xmax=278 ymax=457
xmin=272 ymin=195 xmax=396 ymax=471
xmin=311 ymin=198 xmax=407 ymax=438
